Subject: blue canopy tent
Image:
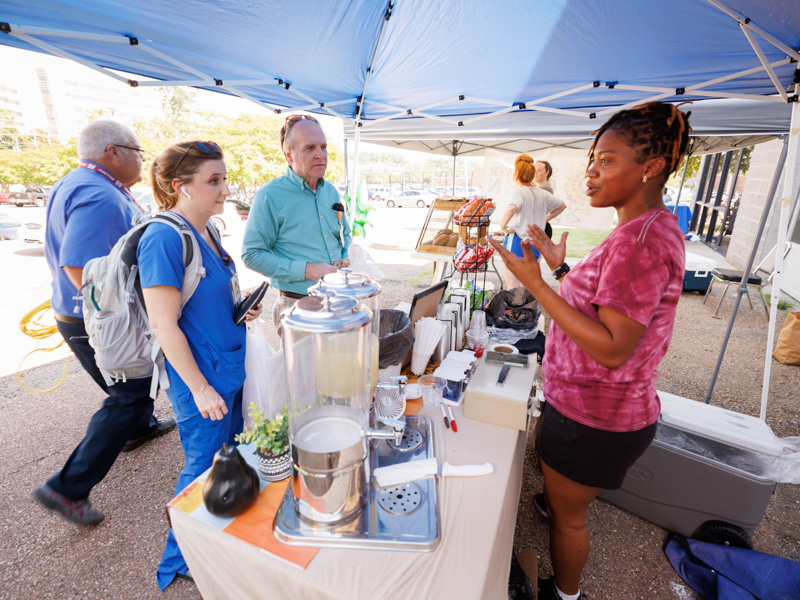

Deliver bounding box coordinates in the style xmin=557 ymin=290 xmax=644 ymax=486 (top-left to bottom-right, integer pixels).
xmin=1 ymin=0 xmax=799 ymax=412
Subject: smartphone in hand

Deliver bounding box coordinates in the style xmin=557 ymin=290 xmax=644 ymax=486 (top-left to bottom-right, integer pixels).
xmin=233 ymin=281 xmax=269 ymax=325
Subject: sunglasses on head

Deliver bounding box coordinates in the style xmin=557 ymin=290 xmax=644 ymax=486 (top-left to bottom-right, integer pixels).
xmin=173 ymin=141 xmax=222 ymax=178
xmin=280 ymin=114 xmax=319 ymax=146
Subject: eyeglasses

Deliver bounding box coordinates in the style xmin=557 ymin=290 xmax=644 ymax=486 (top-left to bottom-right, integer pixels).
xmin=173 ymin=141 xmax=222 ymax=178
xmin=280 ymin=114 xmax=319 ymax=147
xmin=113 ymin=144 xmax=145 ymax=160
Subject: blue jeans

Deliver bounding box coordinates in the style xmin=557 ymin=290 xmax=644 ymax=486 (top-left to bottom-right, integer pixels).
xmin=46 ymin=321 xmax=157 ymax=500
xmin=156 ymin=385 xmax=243 ymax=590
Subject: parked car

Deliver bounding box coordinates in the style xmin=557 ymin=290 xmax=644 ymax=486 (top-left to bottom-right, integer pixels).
xmin=0 ymin=192 xmax=10 ymax=205
xmin=0 ymin=212 xmax=22 ymax=240
xmin=21 ymin=218 xmax=46 ymax=244
xmin=135 ymin=190 xmax=245 ymax=235
xmin=369 ymin=186 xmax=394 ymax=202
xmin=385 ymin=190 xmax=437 ymax=208
xmin=8 ymin=185 xmax=51 ymax=207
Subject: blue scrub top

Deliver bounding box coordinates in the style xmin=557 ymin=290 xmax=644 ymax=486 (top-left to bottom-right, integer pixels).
xmin=138 ymin=220 xmax=246 ymax=397
xmin=45 ymin=164 xmax=140 ymax=317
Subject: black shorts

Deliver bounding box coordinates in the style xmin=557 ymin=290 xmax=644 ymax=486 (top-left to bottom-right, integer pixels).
xmin=538 ymin=402 xmax=657 ymax=490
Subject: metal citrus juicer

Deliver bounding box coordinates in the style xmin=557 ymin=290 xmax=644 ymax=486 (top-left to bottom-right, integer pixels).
xmin=274 ymin=290 xmax=440 ymax=550
xmin=310 ymin=268 xmax=407 ymax=413
xmin=277 ymin=290 xmax=405 ymax=524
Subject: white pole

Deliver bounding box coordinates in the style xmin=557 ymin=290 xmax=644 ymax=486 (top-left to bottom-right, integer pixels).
xmin=761 ymin=86 xmax=800 ymax=420
xmin=350 ymin=124 xmax=361 ymax=228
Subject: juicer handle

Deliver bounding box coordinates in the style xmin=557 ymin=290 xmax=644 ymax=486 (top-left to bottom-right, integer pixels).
xmin=391 ymin=375 xmax=407 ymax=395
xmin=378 ymin=416 xmax=405 ymax=430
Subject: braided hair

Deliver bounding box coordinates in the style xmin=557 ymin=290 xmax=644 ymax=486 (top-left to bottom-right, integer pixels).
xmin=588 ymin=102 xmax=693 ymax=184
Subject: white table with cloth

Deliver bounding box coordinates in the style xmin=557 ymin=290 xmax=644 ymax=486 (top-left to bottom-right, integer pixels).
xmin=168 ymin=397 xmax=529 ymax=600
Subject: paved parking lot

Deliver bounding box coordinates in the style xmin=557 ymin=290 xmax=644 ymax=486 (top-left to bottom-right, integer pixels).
xmin=0 ymin=204 xmax=431 ymax=381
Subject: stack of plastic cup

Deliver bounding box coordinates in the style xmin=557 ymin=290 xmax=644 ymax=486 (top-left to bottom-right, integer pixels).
xmin=467 ymin=310 xmax=489 ymax=358
xmin=466 ymin=329 xmax=489 ymax=358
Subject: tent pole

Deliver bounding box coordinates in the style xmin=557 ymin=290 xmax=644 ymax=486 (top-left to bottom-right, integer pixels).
xmin=350 ymin=124 xmax=361 ymax=228
xmin=704 ymin=135 xmax=789 ymax=404
xmin=343 ymin=134 xmax=349 ymax=190
xmin=761 ymin=87 xmax=800 ymax=419
xmin=673 ymin=149 xmax=693 ymax=213
xmin=452 ymin=143 xmax=457 ymax=196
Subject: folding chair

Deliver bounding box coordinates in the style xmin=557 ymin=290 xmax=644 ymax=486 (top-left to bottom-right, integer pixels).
xmin=703 ymin=268 xmax=769 ymax=318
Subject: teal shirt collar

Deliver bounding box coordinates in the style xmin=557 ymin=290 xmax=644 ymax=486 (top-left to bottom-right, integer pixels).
xmin=285 ymin=166 xmax=326 ymax=192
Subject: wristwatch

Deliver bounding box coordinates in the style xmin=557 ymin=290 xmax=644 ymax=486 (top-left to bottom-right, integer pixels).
xmin=551 ymin=263 xmax=570 ymax=280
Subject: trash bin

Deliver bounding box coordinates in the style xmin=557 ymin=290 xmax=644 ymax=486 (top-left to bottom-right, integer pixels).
xmin=377 ymin=310 xmax=414 ymax=380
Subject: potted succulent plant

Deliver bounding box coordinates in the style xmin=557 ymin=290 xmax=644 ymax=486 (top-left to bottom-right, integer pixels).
xmin=235 ymin=403 xmax=291 ymax=481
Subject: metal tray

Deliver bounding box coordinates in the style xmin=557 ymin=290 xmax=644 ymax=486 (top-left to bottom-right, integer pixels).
xmin=273 ymin=415 xmax=440 ymax=551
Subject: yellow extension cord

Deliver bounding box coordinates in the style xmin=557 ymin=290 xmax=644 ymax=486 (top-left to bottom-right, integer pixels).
xmin=15 ymin=300 xmax=72 ymax=393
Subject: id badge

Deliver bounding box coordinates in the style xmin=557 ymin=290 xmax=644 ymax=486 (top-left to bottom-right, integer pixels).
xmin=229 ymin=272 xmax=242 ymax=307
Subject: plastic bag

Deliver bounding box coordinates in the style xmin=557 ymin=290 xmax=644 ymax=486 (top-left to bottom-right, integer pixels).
xmin=347 ymin=240 xmax=384 ymax=280
xmin=243 ymin=322 xmax=283 ymax=423
xmin=485 ymin=287 xmax=541 ymax=330
xmin=378 ymin=309 xmax=415 ymax=368
xmin=772 ymin=311 xmax=800 ymax=365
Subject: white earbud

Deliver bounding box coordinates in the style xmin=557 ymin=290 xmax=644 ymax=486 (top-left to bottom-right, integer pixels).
xmin=182 ymin=188 xmax=192 ymax=199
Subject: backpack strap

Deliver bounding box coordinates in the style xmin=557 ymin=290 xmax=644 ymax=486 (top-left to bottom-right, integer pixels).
xmin=143 ymin=212 xmax=208 ymax=398
xmin=154 ymin=212 xmax=208 ymax=310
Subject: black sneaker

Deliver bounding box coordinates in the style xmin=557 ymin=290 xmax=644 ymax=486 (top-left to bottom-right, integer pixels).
xmin=31 ymin=483 xmax=104 ymax=525
xmin=508 ymin=554 xmax=535 ymax=600
xmin=122 ymin=417 xmax=177 ymax=452
xmin=533 ymin=492 xmax=549 ymax=518
xmin=538 ymin=576 xmax=588 ymax=600
xmin=175 ymin=569 xmax=195 ymax=584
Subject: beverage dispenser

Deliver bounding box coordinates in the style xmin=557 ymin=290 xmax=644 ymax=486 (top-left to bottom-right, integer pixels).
xmin=281 ymin=291 xmax=404 ymax=525
xmin=310 ymin=269 xmax=381 ymax=394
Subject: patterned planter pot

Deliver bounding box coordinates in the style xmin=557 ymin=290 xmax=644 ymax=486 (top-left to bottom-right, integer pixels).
xmin=256 ymin=449 xmax=292 ymax=482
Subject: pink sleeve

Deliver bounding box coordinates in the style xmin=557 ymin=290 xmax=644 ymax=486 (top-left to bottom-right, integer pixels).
xmin=591 ymin=242 xmax=670 ymax=327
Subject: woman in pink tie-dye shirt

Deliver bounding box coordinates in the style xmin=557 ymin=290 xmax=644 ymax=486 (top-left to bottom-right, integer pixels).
xmin=491 ymin=102 xmax=692 ymax=600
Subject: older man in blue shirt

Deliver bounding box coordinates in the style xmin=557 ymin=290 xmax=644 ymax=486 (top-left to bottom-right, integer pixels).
xmin=242 ymin=115 xmax=351 ymax=330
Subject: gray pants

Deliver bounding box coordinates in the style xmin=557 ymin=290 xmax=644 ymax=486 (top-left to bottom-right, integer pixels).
xmin=272 ymin=294 xmax=300 ymax=338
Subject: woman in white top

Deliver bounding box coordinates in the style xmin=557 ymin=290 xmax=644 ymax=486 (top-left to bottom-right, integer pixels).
xmin=535 ymin=160 xmax=555 ymax=193
xmin=499 ymin=154 xmax=567 ymax=288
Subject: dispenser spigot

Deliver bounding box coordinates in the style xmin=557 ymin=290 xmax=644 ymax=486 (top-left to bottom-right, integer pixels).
xmin=374 ymin=375 xmax=407 ymax=397
xmin=367 ymin=415 xmax=406 ymax=445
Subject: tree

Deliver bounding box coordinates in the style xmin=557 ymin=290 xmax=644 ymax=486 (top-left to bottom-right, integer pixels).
xmin=133 ymin=87 xmax=202 ymax=145
xmin=0 ymin=108 xmax=33 ymax=151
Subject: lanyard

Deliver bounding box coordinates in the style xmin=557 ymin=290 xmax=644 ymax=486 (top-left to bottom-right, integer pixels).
xmin=79 ymin=160 xmax=144 ymax=213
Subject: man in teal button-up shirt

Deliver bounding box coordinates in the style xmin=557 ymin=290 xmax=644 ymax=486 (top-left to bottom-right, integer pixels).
xmin=242 ymin=116 xmax=351 ymax=331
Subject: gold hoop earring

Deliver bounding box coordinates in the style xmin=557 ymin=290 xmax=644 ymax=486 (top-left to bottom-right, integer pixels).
xmin=642 ymin=175 xmax=648 ymax=183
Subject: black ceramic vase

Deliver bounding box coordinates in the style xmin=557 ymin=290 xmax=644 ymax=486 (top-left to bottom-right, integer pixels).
xmin=202 ymin=445 xmax=260 ymax=517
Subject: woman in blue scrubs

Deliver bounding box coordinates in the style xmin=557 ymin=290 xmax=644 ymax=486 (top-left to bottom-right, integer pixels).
xmin=137 ymin=141 xmax=262 ymax=589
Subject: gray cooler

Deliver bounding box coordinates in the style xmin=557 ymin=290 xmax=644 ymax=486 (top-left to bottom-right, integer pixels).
xmin=599 ymin=392 xmax=781 ymax=539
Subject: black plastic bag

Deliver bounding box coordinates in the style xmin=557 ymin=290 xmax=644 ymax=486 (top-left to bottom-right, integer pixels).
xmin=378 ymin=309 xmax=415 ymax=368
xmin=485 ymin=287 xmax=541 ymax=330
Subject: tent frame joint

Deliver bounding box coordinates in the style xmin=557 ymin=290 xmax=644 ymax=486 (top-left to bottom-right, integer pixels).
xmin=0 ymin=22 xmax=10 ymax=33
xmin=125 ymin=35 xmax=138 ymax=45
